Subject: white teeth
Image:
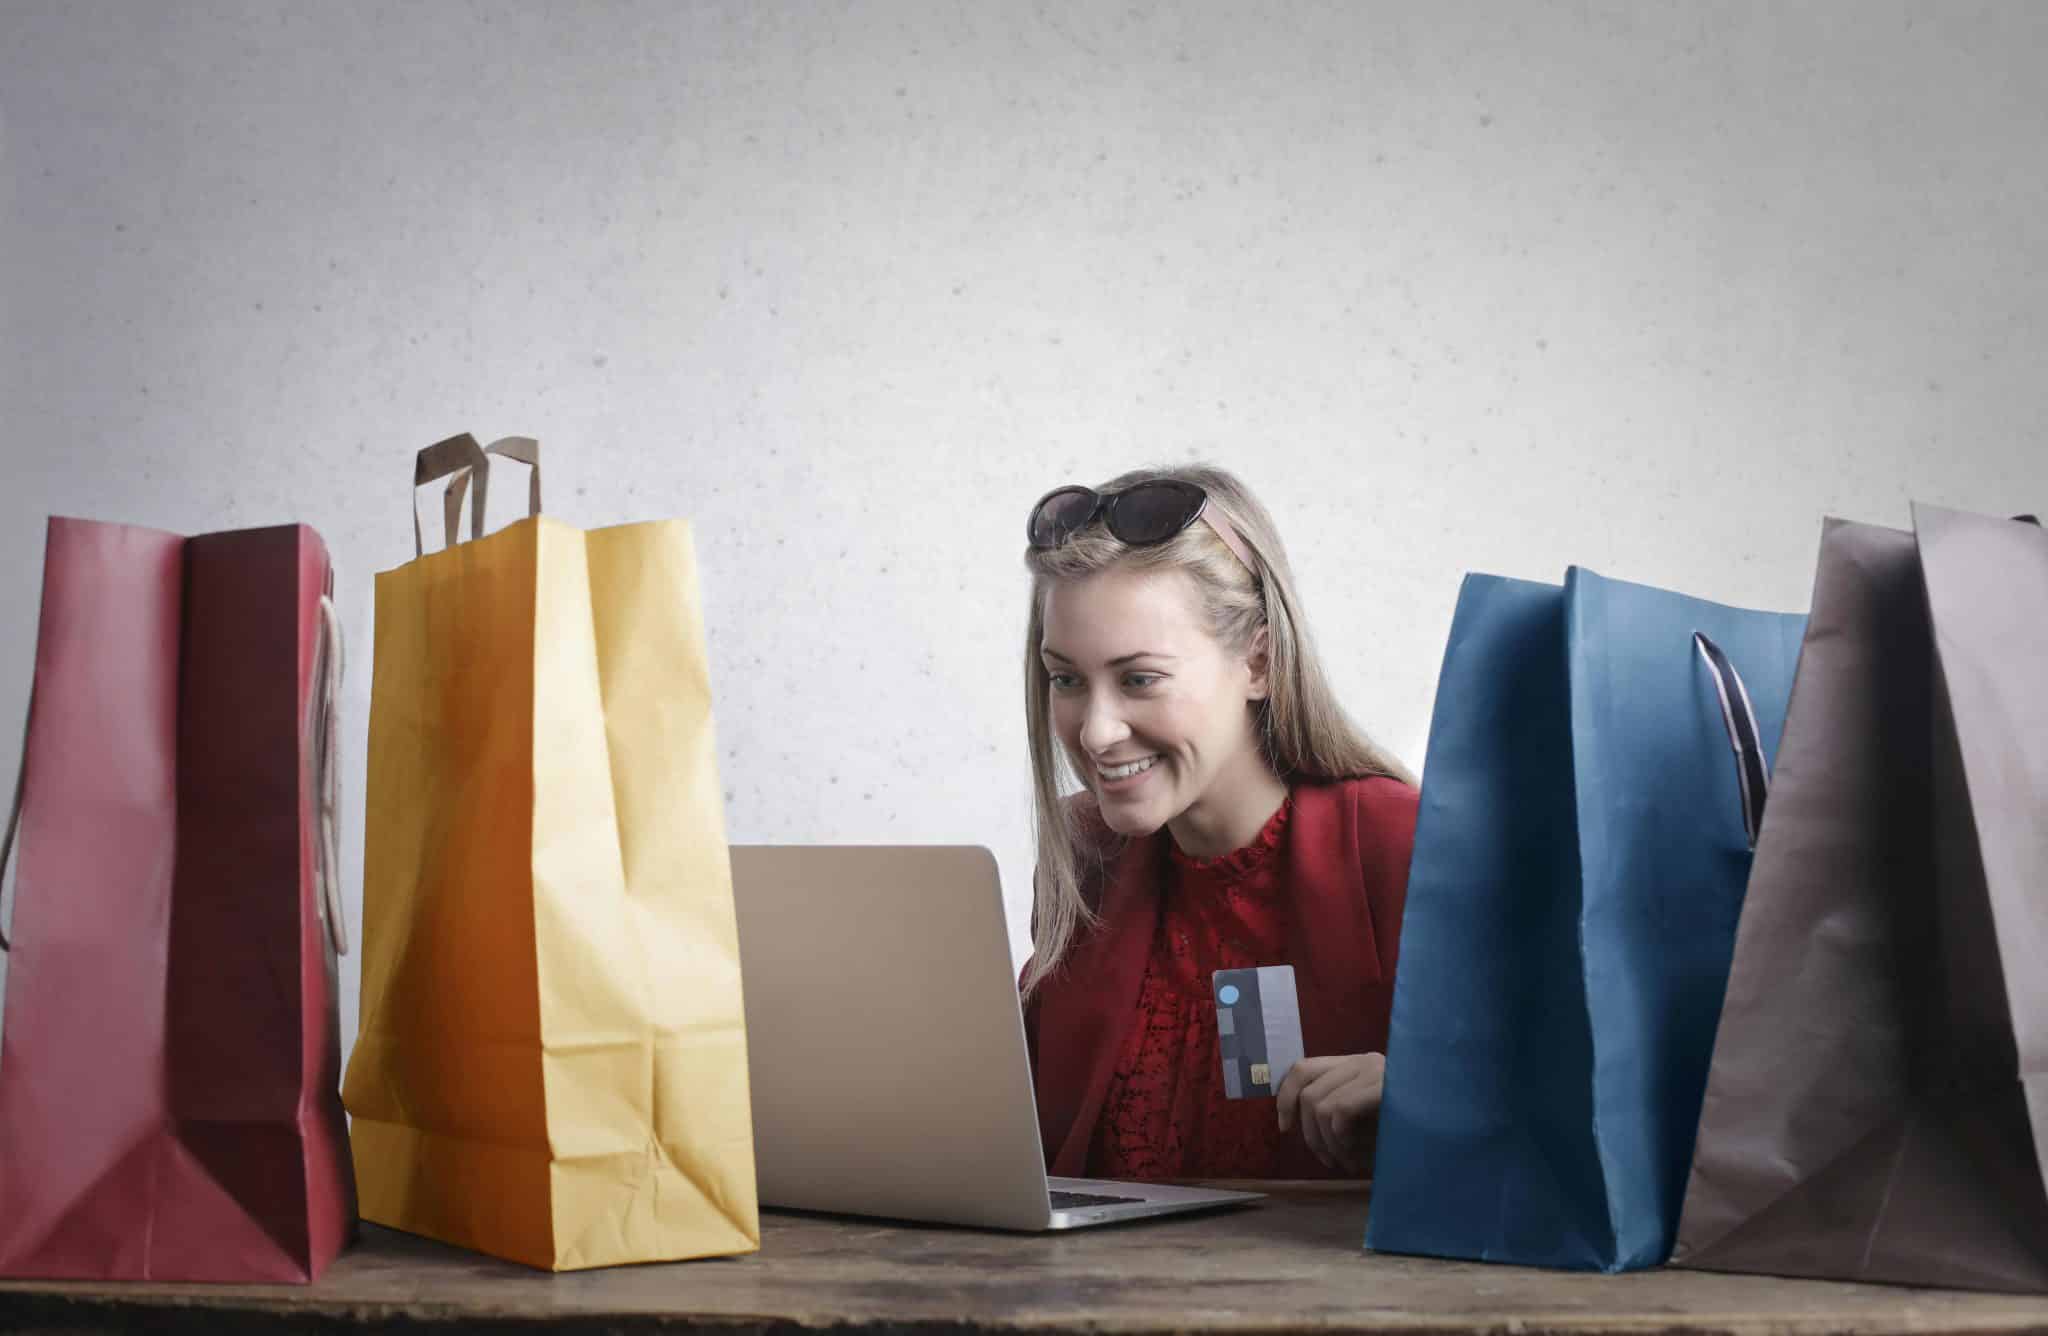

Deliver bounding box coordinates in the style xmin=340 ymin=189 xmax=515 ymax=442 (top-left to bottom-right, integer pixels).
xmin=1097 ymin=756 xmax=1158 ymax=781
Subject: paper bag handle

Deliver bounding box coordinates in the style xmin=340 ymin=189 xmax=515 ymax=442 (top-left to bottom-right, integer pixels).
xmin=309 ymin=596 xmax=348 ymax=956
xmin=413 ymin=433 xmax=493 ymax=556
xmin=1693 ymin=632 xmax=1770 ymax=850
xmin=443 ymin=437 xmax=542 ymax=537
xmin=0 ymin=689 xmax=25 ymax=952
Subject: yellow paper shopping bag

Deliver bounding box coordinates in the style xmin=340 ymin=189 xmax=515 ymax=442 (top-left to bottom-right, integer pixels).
xmin=343 ymin=435 xmax=759 ymax=1270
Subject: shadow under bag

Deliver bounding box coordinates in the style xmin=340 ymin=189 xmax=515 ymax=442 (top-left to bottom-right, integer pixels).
xmin=0 ymin=517 xmax=355 ymax=1282
xmin=1368 ymin=566 xmax=1805 ymax=1272
xmin=1672 ymin=505 xmax=2048 ymax=1290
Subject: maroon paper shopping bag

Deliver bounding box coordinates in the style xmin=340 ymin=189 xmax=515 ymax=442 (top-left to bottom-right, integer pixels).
xmin=0 ymin=517 xmax=356 ymax=1282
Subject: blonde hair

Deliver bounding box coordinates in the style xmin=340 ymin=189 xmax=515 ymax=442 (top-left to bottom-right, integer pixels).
xmin=1020 ymin=464 xmax=1412 ymax=996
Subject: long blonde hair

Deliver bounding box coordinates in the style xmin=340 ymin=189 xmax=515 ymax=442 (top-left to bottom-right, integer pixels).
xmin=1020 ymin=464 xmax=1412 ymax=996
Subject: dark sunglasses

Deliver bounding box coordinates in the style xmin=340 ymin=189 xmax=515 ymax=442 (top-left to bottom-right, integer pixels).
xmin=1026 ymin=480 xmax=1256 ymax=572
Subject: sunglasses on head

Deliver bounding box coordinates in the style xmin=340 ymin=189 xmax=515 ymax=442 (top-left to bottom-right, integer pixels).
xmin=1026 ymin=479 xmax=1256 ymax=573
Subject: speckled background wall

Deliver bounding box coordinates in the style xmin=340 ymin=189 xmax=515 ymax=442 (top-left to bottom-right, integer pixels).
xmin=2 ymin=1 xmax=2045 ymax=1063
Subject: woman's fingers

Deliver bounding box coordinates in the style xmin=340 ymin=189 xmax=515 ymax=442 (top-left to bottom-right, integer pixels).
xmin=1299 ymin=1094 xmax=1335 ymax=1166
xmin=1275 ymin=1056 xmax=1342 ymax=1134
xmin=1320 ymin=1082 xmax=1371 ymax=1172
xmin=1284 ymin=1054 xmax=1388 ymax=1172
xmin=1295 ymin=1060 xmax=1359 ymax=1168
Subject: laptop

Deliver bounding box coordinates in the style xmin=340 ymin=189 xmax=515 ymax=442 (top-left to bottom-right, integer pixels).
xmin=730 ymin=844 xmax=1263 ymax=1230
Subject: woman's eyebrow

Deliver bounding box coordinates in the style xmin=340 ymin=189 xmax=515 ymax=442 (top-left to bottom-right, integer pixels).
xmin=1039 ymin=647 xmax=1178 ymax=666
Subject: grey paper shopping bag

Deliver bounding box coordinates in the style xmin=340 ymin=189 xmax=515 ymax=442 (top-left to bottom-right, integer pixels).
xmin=1672 ymin=506 xmax=2048 ymax=1291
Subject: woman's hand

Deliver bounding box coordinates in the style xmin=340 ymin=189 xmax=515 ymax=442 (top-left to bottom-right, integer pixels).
xmin=1275 ymin=1052 xmax=1385 ymax=1174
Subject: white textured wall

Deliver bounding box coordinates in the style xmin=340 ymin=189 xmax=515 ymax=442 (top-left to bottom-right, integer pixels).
xmin=3 ymin=1 xmax=2045 ymax=1062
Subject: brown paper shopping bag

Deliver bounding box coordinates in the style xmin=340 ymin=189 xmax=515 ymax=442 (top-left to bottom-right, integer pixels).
xmin=1671 ymin=505 xmax=2048 ymax=1290
xmin=342 ymin=435 xmax=758 ymax=1270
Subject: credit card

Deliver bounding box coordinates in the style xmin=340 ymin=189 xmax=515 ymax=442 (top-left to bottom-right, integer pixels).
xmin=1214 ymin=965 xmax=1303 ymax=1099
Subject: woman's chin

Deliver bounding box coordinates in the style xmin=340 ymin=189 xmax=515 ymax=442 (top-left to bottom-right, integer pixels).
xmin=1093 ymin=792 xmax=1169 ymax=838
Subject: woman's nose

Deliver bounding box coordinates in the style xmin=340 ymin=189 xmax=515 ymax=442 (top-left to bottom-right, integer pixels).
xmin=1079 ymin=697 xmax=1131 ymax=755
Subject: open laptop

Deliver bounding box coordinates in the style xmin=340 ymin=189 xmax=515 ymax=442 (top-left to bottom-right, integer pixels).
xmin=730 ymin=844 xmax=1262 ymax=1231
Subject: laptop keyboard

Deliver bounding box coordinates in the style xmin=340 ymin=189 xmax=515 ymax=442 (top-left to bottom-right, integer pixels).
xmin=1049 ymin=1189 xmax=1146 ymax=1210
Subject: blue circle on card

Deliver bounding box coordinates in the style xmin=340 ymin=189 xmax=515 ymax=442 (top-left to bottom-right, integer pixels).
xmin=1218 ymin=984 xmax=1241 ymax=1005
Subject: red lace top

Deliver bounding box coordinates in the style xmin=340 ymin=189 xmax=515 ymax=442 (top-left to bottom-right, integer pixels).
xmin=1088 ymin=796 xmax=1337 ymax=1180
xmin=1024 ymin=775 xmax=1417 ymax=1180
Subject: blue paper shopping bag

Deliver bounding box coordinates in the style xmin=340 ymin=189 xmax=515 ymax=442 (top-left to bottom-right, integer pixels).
xmin=1366 ymin=567 xmax=1805 ymax=1272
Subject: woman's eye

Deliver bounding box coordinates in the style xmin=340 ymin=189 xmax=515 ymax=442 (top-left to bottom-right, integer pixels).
xmin=1123 ymin=673 xmax=1162 ymax=691
xmin=1047 ymin=673 xmax=1082 ymax=692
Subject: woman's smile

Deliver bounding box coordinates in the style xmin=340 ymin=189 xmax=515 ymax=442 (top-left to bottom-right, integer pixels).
xmin=1093 ymin=753 xmax=1161 ymax=790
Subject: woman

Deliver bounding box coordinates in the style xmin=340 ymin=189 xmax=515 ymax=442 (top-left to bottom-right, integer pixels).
xmin=1019 ymin=465 xmax=1418 ymax=1179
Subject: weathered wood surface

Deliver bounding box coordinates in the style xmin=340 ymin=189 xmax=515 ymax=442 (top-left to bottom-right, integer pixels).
xmin=3 ymin=1185 xmax=2045 ymax=1334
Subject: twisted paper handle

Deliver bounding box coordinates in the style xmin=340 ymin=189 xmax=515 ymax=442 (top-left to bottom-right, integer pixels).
xmin=443 ymin=436 xmax=541 ymax=536
xmin=0 ymin=692 xmax=23 ymax=952
xmin=1693 ymin=631 xmax=1771 ymax=850
xmin=311 ymin=595 xmax=348 ymax=956
xmin=413 ymin=433 xmax=492 ymax=556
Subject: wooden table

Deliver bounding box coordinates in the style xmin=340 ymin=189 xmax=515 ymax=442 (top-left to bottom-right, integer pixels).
xmin=3 ymin=1184 xmax=2045 ymax=1334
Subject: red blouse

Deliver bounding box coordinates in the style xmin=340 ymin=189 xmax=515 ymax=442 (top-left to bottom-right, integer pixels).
xmin=1023 ymin=776 xmax=1419 ymax=1181
xmin=1090 ymin=796 xmax=1337 ymax=1179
